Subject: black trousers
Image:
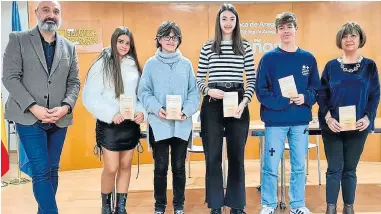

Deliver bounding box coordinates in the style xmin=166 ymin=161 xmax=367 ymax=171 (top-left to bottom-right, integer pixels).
xmin=321 ymin=124 xmax=368 ymax=205
xmin=200 ymin=87 xmax=250 ymax=209
xmin=149 ymin=127 xmax=189 ymax=211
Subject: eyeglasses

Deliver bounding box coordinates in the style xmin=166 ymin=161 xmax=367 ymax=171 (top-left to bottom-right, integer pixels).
xmin=162 ymin=35 xmax=179 ymax=42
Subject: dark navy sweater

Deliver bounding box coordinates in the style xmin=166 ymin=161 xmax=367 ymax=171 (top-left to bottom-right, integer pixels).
xmin=255 ymin=47 xmax=320 ymax=126
xmin=317 ymin=58 xmax=380 ymax=131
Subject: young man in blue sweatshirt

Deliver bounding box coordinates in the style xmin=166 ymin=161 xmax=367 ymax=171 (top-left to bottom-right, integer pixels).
xmin=255 ymin=12 xmax=320 ymax=214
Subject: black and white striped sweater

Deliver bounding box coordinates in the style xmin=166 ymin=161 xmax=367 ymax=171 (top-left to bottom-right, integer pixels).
xmin=196 ymin=40 xmax=256 ymax=101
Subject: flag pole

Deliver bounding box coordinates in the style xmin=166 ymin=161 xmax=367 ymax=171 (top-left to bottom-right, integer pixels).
xmin=1 ymin=106 xmax=10 ymax=188
xmin=9 ymin=130 xmax=29 ymax=185
xmin=7 ymin=2 xmax=30 ymax=186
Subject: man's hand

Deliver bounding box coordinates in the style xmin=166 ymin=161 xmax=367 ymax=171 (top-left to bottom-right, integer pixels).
xmin=29 ymin=104 xmax=51 ymax=122
xmin=46 ymin=106 xmax=69 ymax=123
xmin=291 ymin=94 xmax=305 ymax=105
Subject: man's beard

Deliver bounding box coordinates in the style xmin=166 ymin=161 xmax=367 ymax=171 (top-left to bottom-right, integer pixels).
xmin=38 ymin=18 xmax=61 ymax=32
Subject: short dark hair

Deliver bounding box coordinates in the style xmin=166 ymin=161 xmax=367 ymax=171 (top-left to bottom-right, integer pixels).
xmin=336 ymin=22 xmax=366 ymax=49
xmin=275 ymin=12 xmax=297 ymax=30
xmin=155 ymin=21 xmax=182 ymax=49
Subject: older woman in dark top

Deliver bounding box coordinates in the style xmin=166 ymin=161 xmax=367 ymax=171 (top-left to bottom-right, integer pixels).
xmin=318 ymin=22 xmax=380 ymax=214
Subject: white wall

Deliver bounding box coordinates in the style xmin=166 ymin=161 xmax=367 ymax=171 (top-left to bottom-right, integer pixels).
xmin=1 ymin=1 xmax=29 ymax=151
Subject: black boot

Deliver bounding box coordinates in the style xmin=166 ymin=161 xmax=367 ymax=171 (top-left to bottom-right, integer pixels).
xmin=231 ymin=208 xmax=246 ymax=214
xmin=343 ymin=204 xmax=354 ymax=214
xmin=101 ymin=192 xmax=113 ymax=214
xmin=114 ymin=193 xmax=128 ymax=214
xmin=326 ymin=204 xmax=337 ymax=214
xmin=210 ymin=208 xmax=222 ymax=214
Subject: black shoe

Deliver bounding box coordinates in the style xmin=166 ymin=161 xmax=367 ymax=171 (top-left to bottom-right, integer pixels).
xmin=114 ymin=193 xmax=127 ymax=214
xmin=174 ymin=210 xmax=184 ymax=214
xmin=326 ymin=204 xmax=337 ymax=214
xmin=210 ymin=208 xmax=222 ymax=214
xmin=343 ymin=204 xmax=354 ymax=214
xmin=154 ymin=211 xmax=165 ymax=214
xmin=101 ymin=192 xmax=113 ymax=214
xmin=231 ymin=208 xmax=246 ymax=214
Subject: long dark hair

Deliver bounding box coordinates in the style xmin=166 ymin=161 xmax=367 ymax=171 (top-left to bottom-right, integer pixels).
xmin=212 ymin=3 xmax=245 ymax=55
xmin=87 ymin=27 xmax=142 ymax=98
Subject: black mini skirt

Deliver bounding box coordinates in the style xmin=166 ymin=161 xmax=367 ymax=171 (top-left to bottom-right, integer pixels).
xmin=95 ymin=119 xmax=141 ymax=152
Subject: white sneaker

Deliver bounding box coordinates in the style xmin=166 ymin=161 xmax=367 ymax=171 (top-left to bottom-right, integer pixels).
xmin=290 ymin=207 xmax=312 ymax=214
xmin=259 ymin=206 xmax=275 ymax=214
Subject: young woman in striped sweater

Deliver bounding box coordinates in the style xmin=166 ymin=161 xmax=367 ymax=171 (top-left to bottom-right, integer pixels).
xmin=196 ymin=3 xmax=256 ymax=214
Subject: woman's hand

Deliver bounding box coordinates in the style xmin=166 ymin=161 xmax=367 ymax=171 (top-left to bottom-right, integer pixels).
xmin=208 ymin=89 xmax=225 ymax=99
xmin=112 ymin=113 xmax=124 ymax=124
xmin=133 ymin=112 xmax=144 ymax=125
xmin=356 ymin=115 xmax=370 ymax=131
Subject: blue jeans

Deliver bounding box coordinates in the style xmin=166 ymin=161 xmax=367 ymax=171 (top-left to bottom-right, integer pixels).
xmin=261 ymin=125 xmax=309 ymax=209
xmin=16 ymin=122 xmax=67 ymax=214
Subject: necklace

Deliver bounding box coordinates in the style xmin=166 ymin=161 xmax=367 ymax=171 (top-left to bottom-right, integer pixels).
xmin=337 ymin=56 xmax=363 ymax=73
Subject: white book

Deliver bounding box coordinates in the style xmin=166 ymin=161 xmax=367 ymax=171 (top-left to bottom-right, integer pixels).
xmin=278 ymin=75 xmax=298 ymax=98
xmin=339 ymin=105 xmax=356 ymax=131
xmin=120 ymin=94 xmax=134 ymax=120
xmin=223 ymin=92 xmax=238 ymax=118
xmin=166 ymin=95 xmax=182 ymax=120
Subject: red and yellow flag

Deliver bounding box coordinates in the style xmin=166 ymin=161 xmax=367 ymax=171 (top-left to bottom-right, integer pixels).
xmin=1 ymin=100 xmax=10 ymax=177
